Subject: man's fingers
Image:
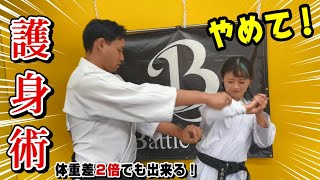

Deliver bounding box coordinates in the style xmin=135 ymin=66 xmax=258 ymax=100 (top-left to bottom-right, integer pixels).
xmin=222 ymin=93 xmax=232 ymax=106
xmin=184 ymin=125 xmax=202 ymax=143
xmin=198 ymin=127 xmax=202 ymax=138
xmin=208 ymin=92 xmax=230 ymax=110
xmin=190 ymin=125 xmax=202 ymax=140
xmin=194 ymin=126 xmax=202 ymax=141
xmin=186 ymin=125 xmax=197 ymax=138
xmin=188 ymin=139 xmax=198 ymax=144
xmin=225 ymin=94 xmax=232 ymax=104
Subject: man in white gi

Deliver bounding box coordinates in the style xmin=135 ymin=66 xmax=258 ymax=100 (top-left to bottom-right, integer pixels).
xmin=63 ymin=19 xmax=242 ymax=167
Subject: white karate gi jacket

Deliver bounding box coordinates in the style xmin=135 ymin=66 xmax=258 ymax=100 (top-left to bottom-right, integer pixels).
xmin=63 ymin=58 xmax=176 ymax=163
xmin=188 ymin=99 xmax=276 ymax=180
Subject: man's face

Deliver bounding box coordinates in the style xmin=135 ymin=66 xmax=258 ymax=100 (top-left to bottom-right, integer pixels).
xmin=102 ymin=38 xmax=125 ymax=73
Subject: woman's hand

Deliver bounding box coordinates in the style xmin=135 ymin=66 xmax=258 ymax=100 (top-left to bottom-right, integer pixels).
xmin=245 ymin=94 xmax=268 ymax=114
xmin=253 ymin=93 xmax=268 ymax=114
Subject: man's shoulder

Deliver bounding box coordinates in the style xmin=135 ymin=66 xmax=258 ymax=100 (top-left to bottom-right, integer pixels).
xmin=69 ymin=65 xmax=117 ymax=80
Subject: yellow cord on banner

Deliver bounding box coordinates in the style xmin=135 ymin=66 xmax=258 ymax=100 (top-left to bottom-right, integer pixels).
xmin=182 ymin=0 xmax=187 ymax=28
xmin=93 ymin=0 xmax=99 ymax=18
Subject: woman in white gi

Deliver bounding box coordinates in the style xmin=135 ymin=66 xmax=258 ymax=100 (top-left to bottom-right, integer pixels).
xmin=188 ymin=56 xmax=276 ymax=180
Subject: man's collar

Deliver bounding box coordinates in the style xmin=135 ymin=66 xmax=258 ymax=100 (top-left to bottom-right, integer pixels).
xmin=78 ymin=57 xmax=107 ymax=74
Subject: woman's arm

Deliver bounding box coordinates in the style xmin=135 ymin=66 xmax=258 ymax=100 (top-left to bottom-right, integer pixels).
xmin=252 ymin=94 xmax=276 ymax=147
xmin=253 ymin=112 xmax=276 ymax=148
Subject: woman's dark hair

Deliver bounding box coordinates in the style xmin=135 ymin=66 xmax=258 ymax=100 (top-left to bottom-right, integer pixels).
xmin=221 ymin=56 xmax=253 ymax=80
xmin=82 ymin=19 xmax=126 ymax=52
xmin=219 ymin=56 xmax=254 ymax=99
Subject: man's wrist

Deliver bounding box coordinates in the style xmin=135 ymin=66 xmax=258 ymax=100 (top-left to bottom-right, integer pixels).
xmin=175 ymin=128 xmax=184 ymax=140
xmin=200 ymin=92 xmax=209 ymax=105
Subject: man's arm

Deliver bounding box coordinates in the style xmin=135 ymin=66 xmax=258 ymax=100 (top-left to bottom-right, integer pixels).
xmin=155 ymin=122 xmax=202 ymax=144
xmin=175 ymin=90 xmax=232 ymax=110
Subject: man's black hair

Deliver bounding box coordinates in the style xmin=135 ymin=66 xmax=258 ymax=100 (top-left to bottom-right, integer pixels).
xmin=82 ymin=19 xmax=126 ymax=52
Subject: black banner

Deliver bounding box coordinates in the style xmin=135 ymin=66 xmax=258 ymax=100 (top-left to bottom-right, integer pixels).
xmin=118 ymin=25 xmax=272 ymax=160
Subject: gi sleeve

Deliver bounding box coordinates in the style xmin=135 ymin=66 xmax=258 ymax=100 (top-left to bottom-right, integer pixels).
xmin=66 ymin=114 xmax=70 ymax=131
xmin=253 ymin=112 xmax=276 ymax=148
xmin=136 ymin=122 xmax=162 ymax=141
xmin=200 ymin=99 xmax=246 ymax=121
xmin=64 ymin=74 xmax=176 ymax=123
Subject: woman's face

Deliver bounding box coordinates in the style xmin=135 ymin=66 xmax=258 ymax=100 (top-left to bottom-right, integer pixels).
xmin=223 ymin=72 xmax=251 ymax=101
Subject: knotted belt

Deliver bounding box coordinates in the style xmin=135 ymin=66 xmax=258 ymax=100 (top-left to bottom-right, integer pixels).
xmin=197 ymin=152 xmax=250 ymax=180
